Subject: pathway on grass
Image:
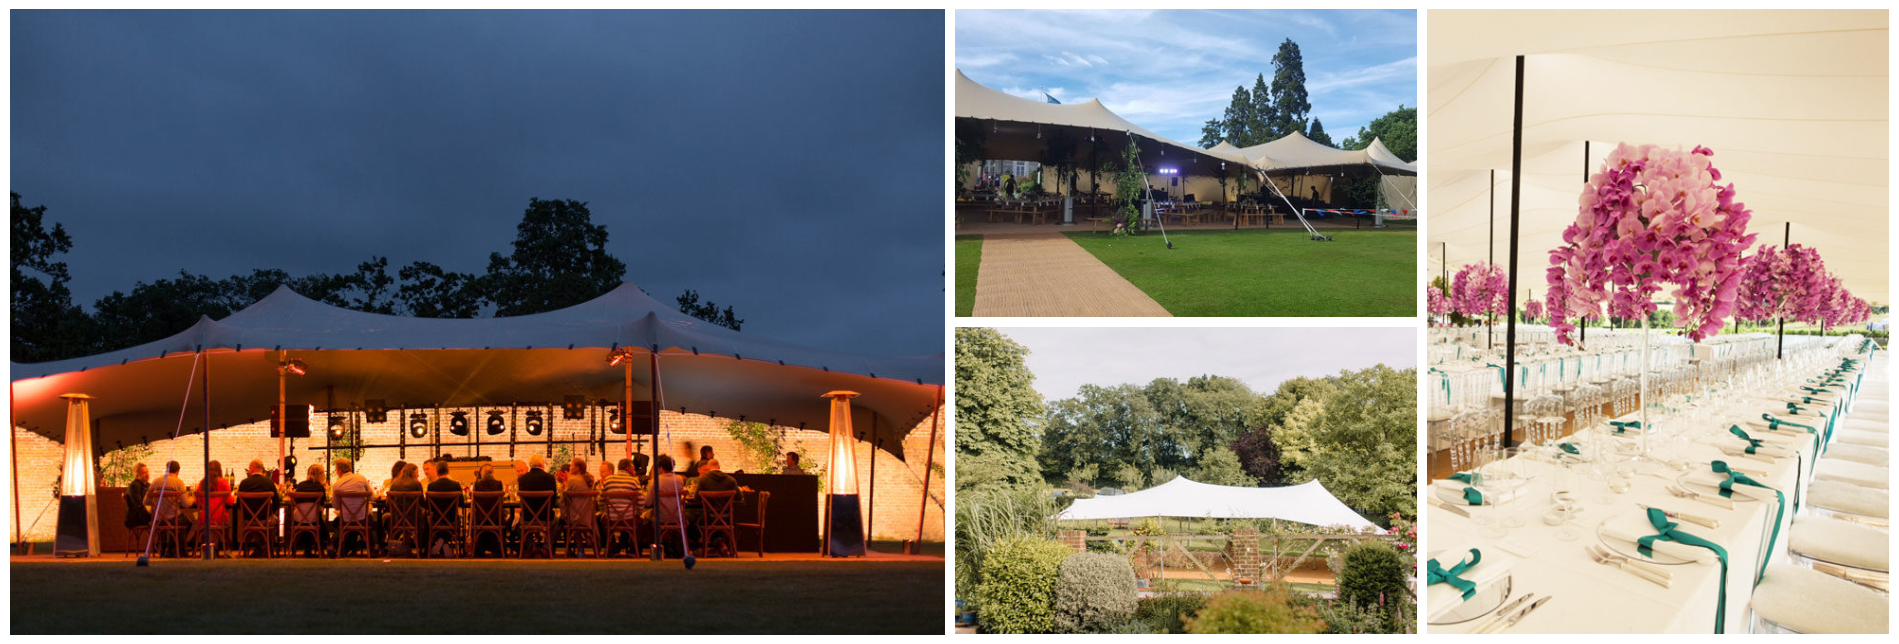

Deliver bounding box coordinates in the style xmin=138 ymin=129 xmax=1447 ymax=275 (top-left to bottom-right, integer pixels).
xmin=972 ymin=232 xmax=1171 ymax=317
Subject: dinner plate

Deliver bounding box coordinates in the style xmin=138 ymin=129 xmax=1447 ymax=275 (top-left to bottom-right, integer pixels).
xmin=1595 ymin=508 xmax=1700 ymax=566
xmin=1425 ymin=550 xmax=1514 ymax=626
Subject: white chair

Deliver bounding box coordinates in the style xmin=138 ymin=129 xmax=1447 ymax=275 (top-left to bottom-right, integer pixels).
xmin=1788 ymin=516 xmax=1889 ymax=594
xmin=1749 ymin=563 xmax=1888 ymax=633
xmin=1813 ymin=459 xmax=1890 ymax=490
xmin=1826 ymin=443 xmax=1890 ymax=467
xmin=1836 ymin=430 xmax=1891 ymax=449
xmin=1807 ymin=479 xmax=1889 ymax=530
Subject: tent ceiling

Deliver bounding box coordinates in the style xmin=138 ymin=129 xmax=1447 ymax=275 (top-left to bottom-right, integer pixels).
xmin=10 ymin=284 xmax=942 ymax=456
xmin=1426 ymin=10 xmax=1889 ymax=305
xmin=957 ymin=69 xmax=1255 ymax=178
xmin=1055 ymin=476 xmax=1381 ymax=532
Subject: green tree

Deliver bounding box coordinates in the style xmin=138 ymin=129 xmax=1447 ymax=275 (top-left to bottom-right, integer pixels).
xmin=1110 ymin=139 xmax=1148 ymax=234
xmin=1304 ymin=365 xmax=1417 ymax=524
xmin=1248 ymin=73 xmax=1276 ymax=144
xmin=1198 ymin=118 xmax=1226 ymax=149
xmin=482 ymin=197 xmax=627 ymax=317
xmin=1307 ymin=118 xmax=1334 ymax=147
xmin=11 ymin=192 xmax=94 ymax=362
xmin=397 ymin=261 xmax=483 ymax=318
xmin=675 ymin=289 xmax=744 ymax=331
xmin=956 ymin=328 xmax=1045 ymax=491
xmin=1190 ymin=445 xmax=1259 ymax=487
xmin=1269 ymin=396 xmax=1328 ymax=481
xmin=1221 ymin=86 xmax=1253 ymax=148
xmin=1268 ymin=39 xmax=1311 ymax=140
xmin=1339 ymin=106 xmax=1417 ymax=162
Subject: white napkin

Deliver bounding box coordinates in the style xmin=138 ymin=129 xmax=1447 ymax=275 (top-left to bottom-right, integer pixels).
xmin=1745 ymin=414 xmax=1822 ymax=437
xmin=1599 ymin=510 xmax=1720 ymax=564
xmin=1433 ymin=478 xmax=1525 ymax=506
xmin=1713 ymin=433 xmax=1795 ymax=457
xmin=1425 ymin=545 xmax=1511 ymax=621
xmin=1678 ymin=468 xmax=1782 ymax=503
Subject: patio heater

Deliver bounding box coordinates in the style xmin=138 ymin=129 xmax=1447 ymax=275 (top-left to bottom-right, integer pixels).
xmin=54 ymin=393 xmax=99 ymax=558
xmin=822 ymin=390 xmax=866 ymax=557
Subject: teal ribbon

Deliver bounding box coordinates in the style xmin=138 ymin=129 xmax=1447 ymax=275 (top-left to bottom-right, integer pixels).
xmin=1799 ymin=386 xmax=1831 ymax=395
xmin=1558 ymin=442 xmax=1581 ymax=455
xmin=1426 ymin=548 xmax=1483 ymax=600
xmin=1609 ymin=420 xmax=1642 ymax=434
xmin=1762 ymin=413 xmax=1822 ymax=456
xmin=1447 ymin=472 xmax=1474 ymax=484
xmin=1637 ymin=507 xmax=1729 ymax=633
xmin=1727 ymin=426 xmax=1762 ymax=454
xmin=1710 ymin=461 xmax=1785 ymax=582
xmin=1461 ymin=487 xmax=1484 ymax=506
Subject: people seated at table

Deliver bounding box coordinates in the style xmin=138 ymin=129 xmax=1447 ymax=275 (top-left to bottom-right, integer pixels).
xmin=424 ymin=460 xmax=463 ymax=556
xmin=782 ymin=451 xmax=805 ymax=475
xmin=697 ymin=458 xmax=738 ymax=494
xmin=566 ymin=457 xmax=594 ymax=492
xmin=379 ymin=460 xmax=408 ymax=496
xmin=645 ymin=454 xmax=688 ymax=556
xmin=330 ymin=458 xmax=375 ymax=556
xmin=597 ymin=461 xmax=615 ymax=488
xmin=516 ymin=455 xmax=558 ymax=556
xmin=599 ymin=458 xmax=644 ymax=556
xmin=195 ymin=459 xmax=232 ymax=550
xmin=235 ymin=460 xmax=280 ymax=556
xmin=124 ymin=463 xmax=153 ymax=532
xmin=291 ymin=464 xmax=329 ymax=557
xmin=470 ymin=463 xmax=506 ymax=558
xmin=688 ymin=445 xmax=715 ymax=478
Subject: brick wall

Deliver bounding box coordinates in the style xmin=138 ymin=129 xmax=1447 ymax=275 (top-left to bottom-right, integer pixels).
xmin=8 ymin=404 xmax=945 ymax=544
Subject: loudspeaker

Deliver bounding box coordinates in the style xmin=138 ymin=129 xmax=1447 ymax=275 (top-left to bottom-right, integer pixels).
xmin=562 ymin=395 xmax=587 ymax=420
xmin=270 ymin=404 xmax=311 ymax=438
xmin=364 ymin=399 xmax=387 ymax=423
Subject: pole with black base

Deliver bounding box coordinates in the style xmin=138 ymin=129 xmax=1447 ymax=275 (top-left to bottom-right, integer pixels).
xmin=822 ymin=390 xmax=866 ymax=558
xmin=54 ymin=393 xmax=99 ymax=558
xmin=1502 ymin=55 xmax=1525 ymax=448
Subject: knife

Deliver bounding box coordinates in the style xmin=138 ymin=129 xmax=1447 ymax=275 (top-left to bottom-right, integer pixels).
xmin=1432 ymin=498 xmax=1472 ymax=518
xmin=1639 ymin=503 xmax=1721 ymax=529
xmin=1484 ymin=596 xmax=1552 ymax=633
xmin=1468 ymin=592 xmax=1534 ymax=634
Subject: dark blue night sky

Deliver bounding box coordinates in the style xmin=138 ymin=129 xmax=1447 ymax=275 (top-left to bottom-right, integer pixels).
xmin=11 ymin=10 xmax=945 ymax=357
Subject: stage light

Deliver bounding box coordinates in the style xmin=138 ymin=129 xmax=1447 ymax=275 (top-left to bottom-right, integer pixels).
xmin=607 ymin=346 xmax=638 ymax=367
xmin=408 ymin=413 xmax=429 ymax=439
xmin=448 ymin=411 xmax=470 ymax=436
xmin=525 ymin=410 xmax=545 ymax=436
xmin=562 ymin=395 xmax=586 ymax=420
xmin=608 ymin=407 xmax=623 ymax=434
xmin=364 ymin=399 xmax=387 ymax=423
xmin=485 ymin=410 xmax=506 ymax=436
xmin=278 ymin=358 xmax=308 ymax=377
xmin=328 ymin=416 xmax=345 ymax=439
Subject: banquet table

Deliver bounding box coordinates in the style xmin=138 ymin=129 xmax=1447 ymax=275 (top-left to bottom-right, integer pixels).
xmin=1425 ymin=373 xmax=1858 ymax=633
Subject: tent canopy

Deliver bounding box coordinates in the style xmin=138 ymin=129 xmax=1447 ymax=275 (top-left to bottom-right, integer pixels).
xmin=1235 ymin=131 xmax=1417 ymax=176
xmin=1056 ymin=476 xmax=1382 ymax=533
xmin=1426 ymin=10 xmax=1888 ymax=305
xmin=956 ymin=69 xmax=1253 ymax=178
xmin=10 ymin=283 xmax=942 ymax=457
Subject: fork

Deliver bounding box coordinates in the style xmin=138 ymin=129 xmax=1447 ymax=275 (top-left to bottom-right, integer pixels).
xmin=1586 ymin=545 xmax=1672 ymax=588
xmin=1666 ymin=484 xmax=1734 ymax=510
xmin=1591 ymin=544 xmax=1675 ymax=580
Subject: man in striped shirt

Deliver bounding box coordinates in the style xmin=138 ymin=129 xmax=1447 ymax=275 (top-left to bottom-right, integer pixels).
xmin=599 ymin=458 xmax=644 ymax=556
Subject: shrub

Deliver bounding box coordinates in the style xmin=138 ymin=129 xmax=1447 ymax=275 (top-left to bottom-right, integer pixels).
xmin=1184 ymin=586 xmax=1325 ymax=634
xmin=954 ymin=486 xmax=1063 ymax=607
xmin=1317 ymin=598 xmax=1389 ymax=634
xmin=1052 ymin=552 xmax=1139 ymax=633
xmin=1335 ymin=540 xmax=1412 ymax=631
xmin=1134 ymin=592 xmax=1210 ymax=634
xmin=974 ymin=536 xmax=1073 ymax=633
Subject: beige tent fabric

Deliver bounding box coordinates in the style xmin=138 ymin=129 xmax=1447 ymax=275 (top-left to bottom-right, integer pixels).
xmin=1236 ymin=131 xmax=1417 ymax=175
xmin=956 ymin=69 xmax=1254 ymax=173
xmin=1426 ymin=10 xmax=1889 ymax=304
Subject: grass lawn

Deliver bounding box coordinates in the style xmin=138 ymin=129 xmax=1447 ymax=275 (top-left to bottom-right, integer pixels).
xmin=12 ymin=557 xmax=943 ymax=634
xmin=1065 ymin=228 xmax=1415 ymax=317
xmin=954 ymin=235 xmax=981 ymax=317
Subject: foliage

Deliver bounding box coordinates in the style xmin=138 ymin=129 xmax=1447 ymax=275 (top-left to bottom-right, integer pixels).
xmin=676 ymin=289 xmax=744 ymax=331
xmin=396 ymin=260 xmax=482 ymax=318
xmin=954 ymin=485 xmax=1064 ymax=606
xmin=11 ymin=192 xmax=93 ymax=363
xmin=1303 ymin=364 xmax=1418 ymax=526
xmin=1229 ymin=428 xmax=1285 ymax=486
xmin=1334 ymin=540 xmax=1413 ymax=632
xmin=722 ymin=420 xmax=780 ymax=474
xmin=1040 ymin=376 xmax=1262 ymax=489
xmin=1190 ymin=446 xmax=1259 ymax=487
xmin=1316 ymin=597 xmax=1392 ymax=634
xmin=99 ymin=443 xmax=155 ymax=487
xmin=1052 ymin=552 xmax=1139 ymax=633
xmin=1267 ymin=39 xmax=1312 ymax=139
xmin=1185 ymin=586 xmax=1325 ymax=634
xmin=482 ymin=197 xmax=627 ymax=317
xmin=955 ymin=328 xmax=1046 ymax=491
xmin=973 ymin=536 xmax=1073 ymax=634
xmin=1133 ymin=592 xmax=1211 ymax=634
xmin=1110 ymin=139 xmax=1147 ymax=235
xmin=1339 ymin=106 xmax=1417 ymax=162
xmin=1307 ymin=118 xmax=1334 ymax=147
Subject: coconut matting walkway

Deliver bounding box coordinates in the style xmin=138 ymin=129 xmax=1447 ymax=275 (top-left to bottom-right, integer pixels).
xmin=972 ymin=232 xmax=1172 ymax=317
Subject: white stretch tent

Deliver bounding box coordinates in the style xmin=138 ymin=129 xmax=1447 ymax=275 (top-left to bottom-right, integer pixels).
xmin=9 ymin=283 xmax=943 ymax=458
xmin=1427 ymin=10 xmax=1889 ymax=304
xmin=956 ymin=69 xmax=1252 ymax=174
xmin=1056 ymin=476 xmax=1382 ymax=533
xmin=1235 ymin=131 xmax=1417 ymax=176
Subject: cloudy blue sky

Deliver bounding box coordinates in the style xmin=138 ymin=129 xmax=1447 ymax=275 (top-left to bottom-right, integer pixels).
xmin=956 ymin=9 xmax=1417 ymax=146
xmin=993 ymin=327 xmax=1416 ymax=401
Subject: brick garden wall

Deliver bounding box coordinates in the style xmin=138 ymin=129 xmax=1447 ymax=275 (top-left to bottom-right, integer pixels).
xmin=9 ymin=405 xmax=945 ymax=544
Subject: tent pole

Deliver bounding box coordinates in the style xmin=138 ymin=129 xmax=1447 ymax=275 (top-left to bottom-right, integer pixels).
xmin=623 ymin=359 xmax=634 ymax=458
xmin=10 ymin=382 xmax=21 ymax=546
xmin=866 ymin=432 xmax=878 ymax=547
xmin=277 ymin=354 xmax=286 ymax=481
xmin=1778 ymin=223 xmax=1790 ymax=359
xmin=649 ymin=352 xmax=663 ymax=562
xmin=912 ymin=386 xmax=943 ymax=553
xmin=1503 ymin=55 xmax=1525 ymax=449
xmin=201 ymin=350 xmax=213 ymax=560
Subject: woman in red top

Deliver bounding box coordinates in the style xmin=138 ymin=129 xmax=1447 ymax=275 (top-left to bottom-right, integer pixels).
xmin=198 ymin=460 xmax=233 ymax=544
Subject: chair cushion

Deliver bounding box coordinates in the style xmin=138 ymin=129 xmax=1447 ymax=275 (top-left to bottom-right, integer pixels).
xmin=1837 ymin=430 xmax=1890 ymax=449
xmin=1826 ymin=443 xmax=1890 ymax=467
xmin=1843 ymin=418 xmax=1889 ymax=434
xmin=1815 ymin=459 xmax=1890 ymax=489
xmin=1749 ymin=563 xmax=1888 ymax=634
xmin=1790 ymin=516 xmax=1890 ymax=572
xmin=1808 ymin=479 xmax=1890 ymax=519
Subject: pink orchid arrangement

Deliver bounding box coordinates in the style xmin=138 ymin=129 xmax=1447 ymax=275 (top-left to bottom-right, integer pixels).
xmin=1737 ymin=244 xmax=1828 ymax=324
xmin=1522 ymin=299 xmax=1544 ymax=322
xmin=1451 ymin=262 xmax=1509 ymax=321
xmin=1546 ymin=143 xmax=1757 ymax=344
xmin=1426 ymin=284 xmax=1450 ymax=317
